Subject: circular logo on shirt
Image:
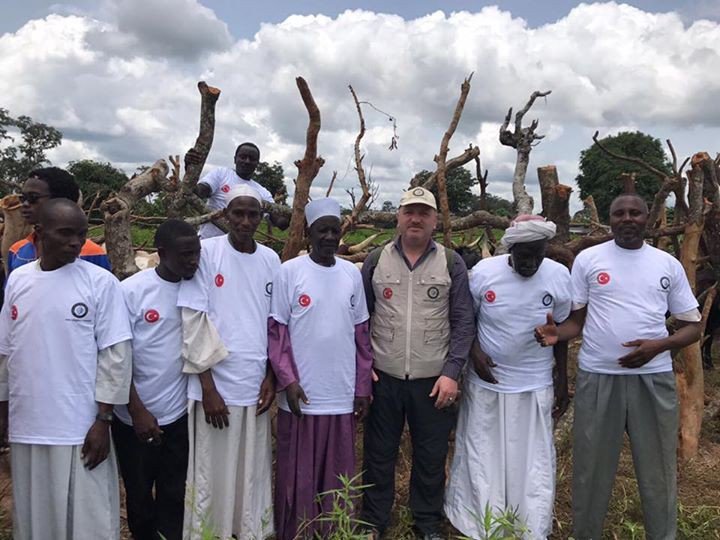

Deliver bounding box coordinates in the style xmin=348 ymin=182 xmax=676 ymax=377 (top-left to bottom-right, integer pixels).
xmin=350 ymin=294 xmax=356 ymax=307
xmin=10 ymin=305 xmax=17 ymax=321
xmin=412 ymin=188 xmax=425 ymax=197
xmin=299 ymin=294 xmax=312 ymax=307
xmin=484 ymin=290 xmax=496 ymax=303
xmin=427 ymin=286 xmax=440 ymax=300
xmin=144 ymin=309 xmax=160 ymax=323
xmin=660 ymin=276 xmax=670 ymax=290
xmin=382 ymin=287 xmax=393 ymax=299
xmin=597 ymin=272 xmax=611 ymax=285
xmin=71 ymin=302 xmax=89 ymax=318
xmin=220 ymin=184 xmax=230 ymax=193
xmin=215 ymin=274 xmax=225 ymax=287
xmin=265 ymin=282 xmax=273 ymax=296
xmin=542 ymin=293 xmax=553 ymax=307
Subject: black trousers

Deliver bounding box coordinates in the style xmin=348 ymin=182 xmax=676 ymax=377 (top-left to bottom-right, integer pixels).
xmin=360 ymin=370 xmax=456 ymax=535
xmin=112 ymin=414 xmax=189 ymax=540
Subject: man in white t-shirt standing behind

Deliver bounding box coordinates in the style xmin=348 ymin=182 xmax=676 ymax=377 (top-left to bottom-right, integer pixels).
xmin=186 ymin=143 xmax=279 ymax=239
xmin=269 ymin=198 xmax=372 ymax=540
xmin=445 ymin=215 xmax=571 ymax=539
xmin=0 ymin=199 xmax=132 ymax=540
xmin=179 ymin=185 xmax=280 ymax=540
xmin=536 ymin=194 xmax=702 ymax=539
xmin=113 ymin=219 xmax=201 ymax=540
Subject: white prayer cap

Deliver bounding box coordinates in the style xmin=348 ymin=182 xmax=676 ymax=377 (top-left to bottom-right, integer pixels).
xmin=225 ymin=184 xmax=262 ymax=205
xmin=305 ymin=197 xmax=341 ymax=227
xmin=501 ymin=214 xmax=557 ymax=248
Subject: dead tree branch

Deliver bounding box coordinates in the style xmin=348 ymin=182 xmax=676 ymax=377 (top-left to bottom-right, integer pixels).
xmin=281 ymin=77 xmax=325 ymax=261
xmin=325 ymin=171 xmax=338 ymax=197
xmin=475 ymin=148 xmax=489 ymax=211
xmin=592 ymin=130 xmax=668 ymax=181
xmin=499 ymin=90 xmax=552 ymax=214
xmin=434 ymin=74 xmax=474 ymax=247
xmin=341 ymin=85 xmax=372 ymax=237
xmin=412 ymin=145 xmax=480 ymax=189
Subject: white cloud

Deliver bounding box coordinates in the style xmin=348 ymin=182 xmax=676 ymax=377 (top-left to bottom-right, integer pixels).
xmin=2 ymin=3 xmax=720 ymax=213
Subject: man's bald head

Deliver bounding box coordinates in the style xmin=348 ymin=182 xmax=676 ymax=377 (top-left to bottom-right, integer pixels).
xmin=36 ymin=199 xmax=89 ymax=269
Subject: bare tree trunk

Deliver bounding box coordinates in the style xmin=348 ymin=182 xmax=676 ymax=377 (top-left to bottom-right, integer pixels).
xmin=281 ymin=77 xmax=324 ymax=262
xmin=0 ymin=195 xmax=33 ymax=274
xmin=341 ymin=85 xmax=371 ymax=237
xmin=475 ymin=151 xmax=488 ymax=211
xmin=101 ymin=160 xmax=170 ymax=279
xmin=675 ymin=163 xmax=706 ymax=461
xmin=434 ymin=74 xmax=473 ymax=247
xmin=412 ymin=145 xmax=479 ymax=190
xmin=548 ymin=185 xmax=573 ymax=244
xmin=500 ymin=90 xmax=552 ymax=215
xmin=537 ymin=165 xmax=559 ymax=217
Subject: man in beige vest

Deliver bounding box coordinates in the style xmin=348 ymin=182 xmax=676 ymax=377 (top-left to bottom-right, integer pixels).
xmin=359 ymin=188 xmax=475 ymax=540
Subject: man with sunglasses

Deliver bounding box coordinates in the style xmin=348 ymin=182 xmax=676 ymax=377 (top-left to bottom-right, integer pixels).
xmin=7 ymin=167 xmax=110 ymax=275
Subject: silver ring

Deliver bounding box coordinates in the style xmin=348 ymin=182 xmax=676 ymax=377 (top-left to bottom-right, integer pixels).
xmin=448 ymin=397 xmax=454 ymax=401
xmin=146 ymin=436 xmax=154 ymax=443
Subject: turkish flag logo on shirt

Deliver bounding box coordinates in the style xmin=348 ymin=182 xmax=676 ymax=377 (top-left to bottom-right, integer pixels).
xmin=220 ymin=184 xmax=230 ymax=193
xmin=215 ymin=274 xmax=225 ymax=287
xmin=597 ymin=272 xmax=611 ymax=285
xmin=144 ymin=309 xmax=160 ymax=323
xmin=299 ymin=294 xmax=312 ymax=307
xmin=10 ymin=305 xmax=17 ymax=320
xmin=382 ymin=287 xmax=393 ymax=299
xmin=484 ymin=290 xmax=496 ymax=303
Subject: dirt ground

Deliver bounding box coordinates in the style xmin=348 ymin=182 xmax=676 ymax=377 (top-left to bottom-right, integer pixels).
xmin=0 ymin=341 xmax=718 ymax=539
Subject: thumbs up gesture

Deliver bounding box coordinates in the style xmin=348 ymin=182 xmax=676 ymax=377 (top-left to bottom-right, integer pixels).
xmin=535 ymin=313 xmax=558 ymax=347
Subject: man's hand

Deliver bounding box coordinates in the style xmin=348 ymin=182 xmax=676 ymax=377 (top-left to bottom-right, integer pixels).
xmin=429 ymin=375 xmax=458 ymax=409
xmin=354 ymin=396 xmax=371 ymax=421
xmin=618 ymin=339 xmax=662 ymax=369
xmin=535 ymin=313 xmax=559 ymax=347
xmin=256 ymin=372 xmax=276 ymax=416
xmin=552 ymin=378 xmax=570 ymax=421
xmin=130 ymin=406 xmax=163 ymax=445
xmin=184 ymin=147 xmax=203 ymax=167
xmin=202 ymin=387 xmax=230 ymax=429
xmin=286 ymin=381 xmax=309 ymax=418
xmin=472 ymin=347 xmax=498 ymax=384
xmin=82 ymin=421 xmax=111 ymax=470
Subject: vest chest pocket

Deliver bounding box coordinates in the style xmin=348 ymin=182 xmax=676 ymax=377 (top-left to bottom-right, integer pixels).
xmin=419 ymin=275 xmax=450 ymax=304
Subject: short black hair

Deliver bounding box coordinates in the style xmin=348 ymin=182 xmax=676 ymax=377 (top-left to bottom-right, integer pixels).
xmin=234 ymin=142 xmax=260 ymax=158
xmin=28 ymin=167 xmax=80 ymax=203
xmin=37 ymin=198 xmax=86 ymax=226
xmin=610 ymin=193 xmax=649 ymax=213
xmin=154 ymin=219 xmax=198 ymax=249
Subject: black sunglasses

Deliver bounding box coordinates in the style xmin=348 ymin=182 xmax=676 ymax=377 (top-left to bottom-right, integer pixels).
xmin=19 ymin=193 xmax=50 ymax=204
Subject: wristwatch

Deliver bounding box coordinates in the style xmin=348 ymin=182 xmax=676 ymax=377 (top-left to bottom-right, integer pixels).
xmin=96 ymin=412 xmax=114 ymax=424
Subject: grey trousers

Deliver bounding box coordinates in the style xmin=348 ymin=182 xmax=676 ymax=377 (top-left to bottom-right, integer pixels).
xmin=572 ymin=370 xmax=678 ymax=540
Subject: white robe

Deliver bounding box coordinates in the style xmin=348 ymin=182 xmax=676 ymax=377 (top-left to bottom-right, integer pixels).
xmin=183 ymin=401 xmax=274 ymax=540
xmin=444 ymin=384 xmax=556 ymax=540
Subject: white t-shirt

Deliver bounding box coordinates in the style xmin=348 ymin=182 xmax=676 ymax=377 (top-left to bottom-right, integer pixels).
xmin=468 ymin=255 xmax=572 ymax=393
xmin=572 ymin=241 xmax=698 ymax=375
xmin=115 ymin=269 xmax=187 ymax=427
xmin=0 ymin=260 xmax=131 ymax=445
xmin=198 ymin=167 xmax=274 ymax=239
xmin=177 ymin=235 xmax=280 ymax=406
xmin=271 ymin=255 xmax=369 ymax=415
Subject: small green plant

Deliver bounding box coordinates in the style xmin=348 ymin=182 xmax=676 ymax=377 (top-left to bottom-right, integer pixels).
xmin=677 ymin=503 xmax=720 ymax=539
xmin=293 ymin=472 xmax=373 ymax=540
xmin=458 ymin=502 xmax=531 ymax=540
xmin=621 ymin=519 xmax=645 ymax=540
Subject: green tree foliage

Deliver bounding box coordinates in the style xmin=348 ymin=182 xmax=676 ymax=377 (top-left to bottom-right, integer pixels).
xmin=254 ymin=161 xmax=285 ymax=197
xmin=415 ymin=167 xmax=477 ymax=214
xmin=481 ymin=194 xmax=513 ymax=217
xmin=67 ymin=159 xmax=128 ymax=206
xmin=381 ymin=200 xmax=396 ymax=212
xmin=576 ymin=131 xmax=671 ymax=220
xmin=0 ymin=108 xmax=63 ymax=187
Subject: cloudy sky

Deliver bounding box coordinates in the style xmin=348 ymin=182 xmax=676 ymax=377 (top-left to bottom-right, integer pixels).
xmin=3 ymin=1 xmax=720 ymax=212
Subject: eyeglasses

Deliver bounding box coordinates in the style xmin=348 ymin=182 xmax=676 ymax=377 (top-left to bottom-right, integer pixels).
xmin=19 ymin=193 xmax=50 ymax=204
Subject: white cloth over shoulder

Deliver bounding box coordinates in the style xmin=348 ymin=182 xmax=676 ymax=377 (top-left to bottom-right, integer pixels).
xmin=501 ymin=215 xmax=556 ymax=248
xmin=181 ymin=308 xmax=228 ymax=374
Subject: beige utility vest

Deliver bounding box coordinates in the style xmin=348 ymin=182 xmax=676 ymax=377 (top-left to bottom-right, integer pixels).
xmin=371 ymin=242 xmax=451 ymax=379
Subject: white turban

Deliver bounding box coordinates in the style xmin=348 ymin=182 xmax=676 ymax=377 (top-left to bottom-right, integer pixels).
xmin=305 ymin=197 xmax=341 ymax=227
xmin=501 ymin=215 xmax=557 ymax=248
xmin=225 ymin=184 xmax=262 ymax=205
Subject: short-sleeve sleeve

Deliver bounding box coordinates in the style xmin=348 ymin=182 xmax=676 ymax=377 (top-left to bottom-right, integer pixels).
xmin=198 ymin=168 xmax=224 ymax=195
xmin=570 ymin=252 xmax=590 ymax=306
xmin=177 ymin=250 xmax=211 ymax=313
xmin=120 ymin=280 xmax=140 ymax=326
xmin=468 ymin=264 xmax=485 ymax=314
xmin=0 ymin=288 xmax=13 ymax=356
xmin=552 ymin=266 xmax=573 ymax=323
xmin=351 ymin=268 xmax=370 ymax=325
xmin=94 ymin=273 xmax=133 ymax=350
xmin=269 ymin=265 xmax=291 ymax=325
xmin=252 ymin=181 xmax=274 ymax=204
xmin=668 ymin=258 xmax=699 ymax=315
